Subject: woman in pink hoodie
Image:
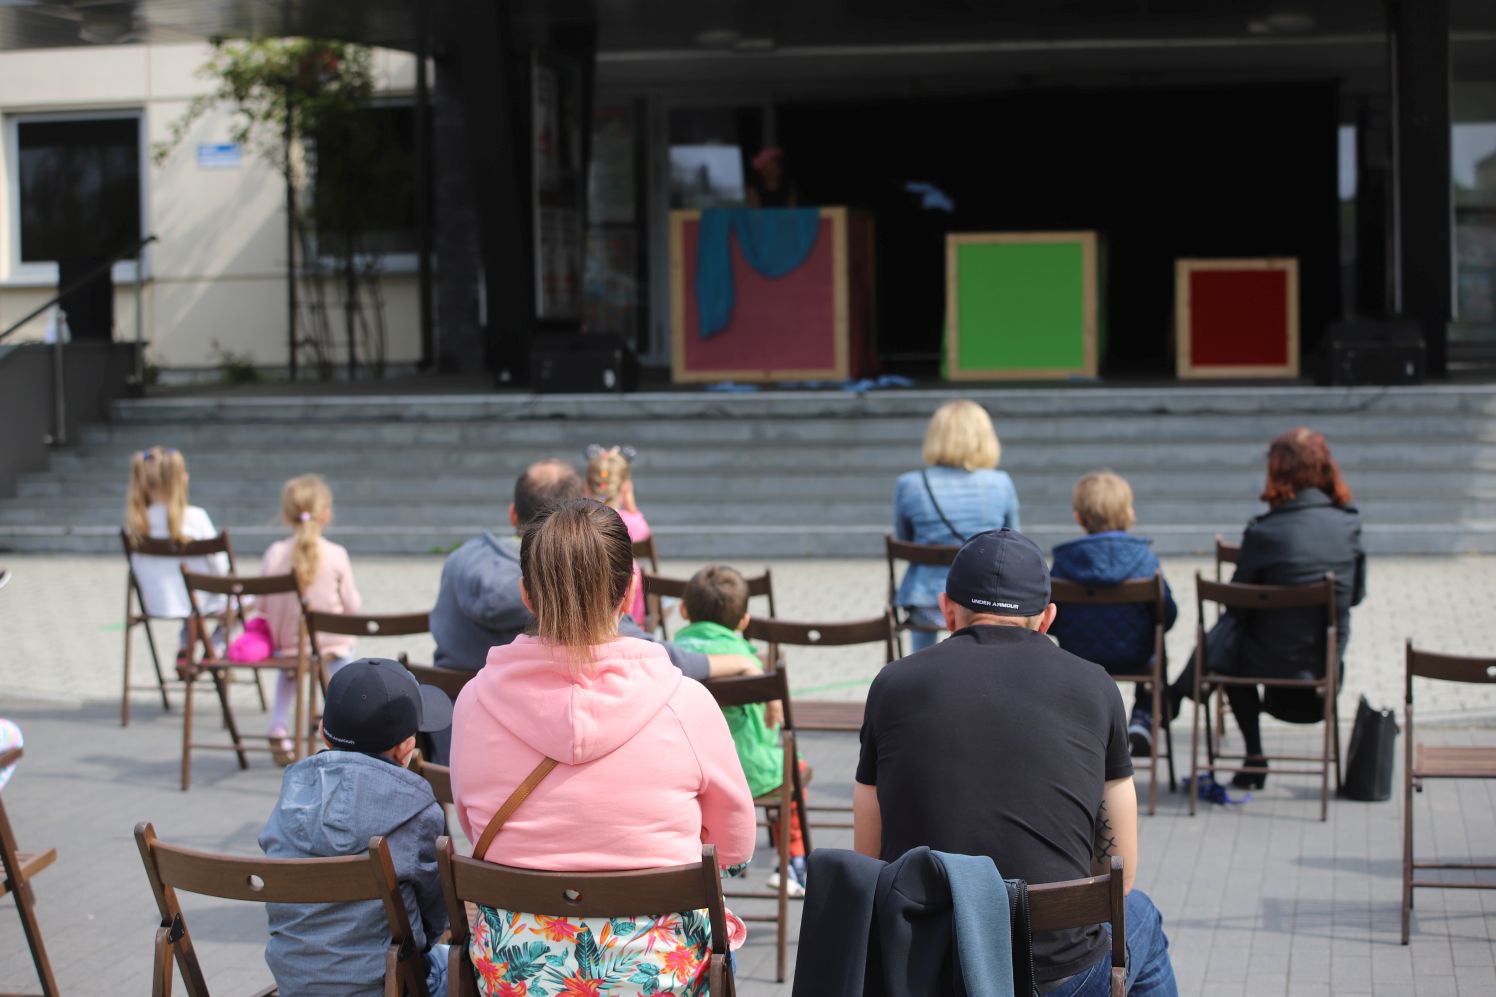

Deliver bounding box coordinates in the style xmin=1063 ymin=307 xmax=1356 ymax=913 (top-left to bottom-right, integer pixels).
xmin=450 ymin=499 xmax=756 ymax=996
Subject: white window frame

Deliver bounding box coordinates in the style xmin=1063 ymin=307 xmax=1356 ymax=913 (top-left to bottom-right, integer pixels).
xmin=3 ymin=107 xmax=149 ymax=286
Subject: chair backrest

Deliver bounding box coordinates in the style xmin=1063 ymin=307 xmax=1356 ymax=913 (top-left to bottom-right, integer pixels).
xmin=410 ymin=752 xmax=453 ymax=807
xmin=181 ymin=568 xmax=304 ymax=661
xmin=1029 ymin=856 xmax=1127 ymax=994
xmin=703 ymin=665 xmax=797 ymax=729
xmin=1050 ymin=575 xmax=1166 ymax=674
xmin=134 ymin=821 xmax=428 ymax=997
xmin=642 ymin=569 xmax=777 ymax=637
xmin=884 ymin=535 xmax=961 ymax=604
xmin=1195 ymin=574 xmax=1336 ymax=616
xmin=632 ymin=535 xmax=661 ymax=575
xmin=402 ymin=661 xmax=474 ymax=702
xmin=123 ymin=528 xmax=238 ymax=618
xmin=306 ymin=610 xmax=431 ymax=639
xmin=1213 ymin=534 xmax=1239 ymax=581
xmin=437 ymin=837 xmax=729 ymax=996
xmin=744 ymin=610 xmax=898 ymax=669
xmin=1405 ymin=641 xmax=1496 ymax=704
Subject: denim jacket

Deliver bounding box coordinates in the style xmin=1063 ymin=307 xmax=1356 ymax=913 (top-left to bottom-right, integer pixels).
xmin=893 ymin=466 xmax=1020 ymax=608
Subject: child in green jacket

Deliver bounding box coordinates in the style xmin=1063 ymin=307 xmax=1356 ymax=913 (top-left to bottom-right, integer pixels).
xmin=672 ymin=564 xmax=807 ymax=893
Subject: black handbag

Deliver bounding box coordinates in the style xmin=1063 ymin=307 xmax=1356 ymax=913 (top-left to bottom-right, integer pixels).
xmin=1342 ymin=695 xmax=1399 ymax=802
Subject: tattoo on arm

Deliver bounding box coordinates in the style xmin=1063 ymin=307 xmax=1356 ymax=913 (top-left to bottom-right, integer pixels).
xmin=1093 ymin=799 xmax=1118 ymax=866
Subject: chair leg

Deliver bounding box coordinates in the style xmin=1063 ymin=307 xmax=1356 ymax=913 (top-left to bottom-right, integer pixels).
xmin=1402 ymin=759 xmax=1414 ymax=944
xmin=1189 ymin=688 xmax=1202 ymax=817
xmin=1147 ymin=679 xmax=1160 ymax=815
xmin=181 ymin=671 xmax=195 ymax=792
xmin=122 ymin=618 xmax=134 ymax=727
xmin=255 ymin=668 xmax=269 ymax=712
xmin=213 ymin=670 xmax=249 ymax=771
xmin=775 ymin=786 xmax=790 ymax=983
xmin=142 ymin=617 xmax=170 ymax=712
xmin=7 ymin=873 xmax=61 ymax=997
xmin=1163 ymin=711 xmax=1178 ymax=793
xmin=294 ymin=662 xmax=308 ymax=761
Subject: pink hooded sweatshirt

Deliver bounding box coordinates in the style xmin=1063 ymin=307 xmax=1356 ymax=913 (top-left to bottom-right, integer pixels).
xmin=450 ymin=633 xmax=757 ymax=877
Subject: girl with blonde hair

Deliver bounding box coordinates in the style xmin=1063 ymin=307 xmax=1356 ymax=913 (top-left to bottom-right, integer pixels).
xmin=893 ymin=400 xmax=1021 ymax=651
xmin=123 ymin=446 xmax=229 ymax=658
xmin=585 ymin=444 xmax=651 ymax=625
xmin=450 ymin=499 xmax=755 ymax=995
xmin=258 ymin=474 xmax=362 ymax=763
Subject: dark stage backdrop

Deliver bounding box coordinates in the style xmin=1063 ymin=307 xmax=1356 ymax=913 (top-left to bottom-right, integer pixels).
xmin=780 ymin=82 xmax=1341 ymax=376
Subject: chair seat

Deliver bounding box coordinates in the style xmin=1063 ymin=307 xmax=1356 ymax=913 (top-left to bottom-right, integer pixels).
xmin=193 ymin=654 xmax=303 ymax=676
xmin=0 ymin=848 xmax=57 ymax=899
xmin=1414 ymin=744 xmax=1496 ymax=779
xmin=793 ymin=700 xmax=864 ymax=731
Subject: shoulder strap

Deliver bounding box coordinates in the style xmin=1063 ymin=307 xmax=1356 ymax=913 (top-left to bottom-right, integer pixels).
xmin=921 ymin=469 xmax=967 ymax=543
xmin=471 ymin=757 xmax=559 ymax=860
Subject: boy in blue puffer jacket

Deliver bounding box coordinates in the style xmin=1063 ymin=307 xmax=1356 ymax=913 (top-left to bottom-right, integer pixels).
xmin=1049 ymin=471 xmax=1177 ymax=758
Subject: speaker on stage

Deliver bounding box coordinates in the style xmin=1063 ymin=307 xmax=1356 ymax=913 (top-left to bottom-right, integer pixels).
xmin=1317 ymin=319 xmax=1425 ymax=386
xmin=530 ymin=332 xmax=639 ymax=393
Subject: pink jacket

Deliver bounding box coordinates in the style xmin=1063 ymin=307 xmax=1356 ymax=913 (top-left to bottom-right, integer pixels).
xmin=450 ymin=634 xmax=756 ymax=873
xmin=618 ymin=507 xmax=650 ymax=624
xmin=258 ymin=537 xmax=362 ymax=658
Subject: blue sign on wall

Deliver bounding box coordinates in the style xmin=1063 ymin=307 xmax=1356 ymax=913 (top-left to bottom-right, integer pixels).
xmin=196 ymin=142 xmax=243 ymax=170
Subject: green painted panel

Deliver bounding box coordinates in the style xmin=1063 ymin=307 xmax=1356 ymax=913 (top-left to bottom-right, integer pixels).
xmin=953 ymin=240 xmax=1087 ymax=372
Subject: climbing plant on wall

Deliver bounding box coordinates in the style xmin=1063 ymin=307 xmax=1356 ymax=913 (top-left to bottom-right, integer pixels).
xmin=155 ymin=39 xmax=390 ymax=380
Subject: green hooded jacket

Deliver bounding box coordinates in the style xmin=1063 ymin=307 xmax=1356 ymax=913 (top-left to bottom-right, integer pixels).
xmin=671 ymin=621 xmax=784 ymax=797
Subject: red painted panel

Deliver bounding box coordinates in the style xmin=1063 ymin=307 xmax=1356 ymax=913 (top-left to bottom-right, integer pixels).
xmin=1189 ymin=269 xmax=1290 ymax=367
xmin=681 ymin=218 xmax=838 ymax=375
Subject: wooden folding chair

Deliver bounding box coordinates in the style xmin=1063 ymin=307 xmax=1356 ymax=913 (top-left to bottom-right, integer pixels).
xmin=745 ymin=611 xmax=898 ymax=732
xmin=884 ymin=535 xmax=961 ymax=656
xmin=134 ymin=821 xmax=431 ymax=997
xmin=0 ymin=747 xmax=59 ymax=997
xmin=437 ymin=839 xmax=736 ymax=997
xmin=641 ymin=569 xmax=776 ymax=641
xmin=1402 ymin=641 xmax=1496 ymax=944
xmin=1209 ymin=536 xmax=1242 ymax=740
xmin=410 ymin=752 xmax=453 ymax=807
xmin=399 ymin=661 xmax=474 ymax=703
xmin=1188 ymin=573 xmax=1342 ymax=820
xmin=180 ymin=570 xmax=311 ymax=791
xmin=120 ymin=529 xmax=264 ymax=726
xmin=1029 ymin=856 xmax=1128 ymax=997
xmin=702 ymin=667 xmax=811 ymax=982
xmin=632 ymin=535 xmax=661 ymax=575
xmin=1051 ymin=575 xmax=1177 ymax=815
xmin=305 ymin=611 xmax=432 ymax=743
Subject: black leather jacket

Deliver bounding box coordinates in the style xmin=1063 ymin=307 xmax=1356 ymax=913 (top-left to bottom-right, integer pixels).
xmin=1229 ymin=489 xmax=1366 ymax=679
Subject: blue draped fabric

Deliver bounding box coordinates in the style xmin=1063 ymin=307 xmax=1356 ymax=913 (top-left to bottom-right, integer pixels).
xmin=694 ymin=207 xmax=822 ymax=338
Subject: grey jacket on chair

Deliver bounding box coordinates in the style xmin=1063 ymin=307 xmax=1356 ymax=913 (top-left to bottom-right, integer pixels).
xmin=259 ymin=750 xmax=447 ymax=997
xmin=1228 ymin=489 xmax=1366 ymax=680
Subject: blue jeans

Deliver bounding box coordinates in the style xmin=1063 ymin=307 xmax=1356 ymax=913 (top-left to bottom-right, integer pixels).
xmin=426 ymin=944 xmax=449 ymax=996
xmin=1046 ymin=891 xmax=1177 ymax=997
xmin=906 ymin=606 xmax=945 ymax=652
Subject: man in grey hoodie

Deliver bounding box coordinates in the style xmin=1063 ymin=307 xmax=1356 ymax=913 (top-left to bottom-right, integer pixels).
xmin=260 ymin=658 xmax=454 ymax=996
xmin=431 ymin=457 xmax=760 ymax=680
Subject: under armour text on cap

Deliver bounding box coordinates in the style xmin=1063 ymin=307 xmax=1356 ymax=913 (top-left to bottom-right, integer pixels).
xmin=945 ymin=528 xmax=1052 ymax=616
xmin=321 ymin=657 xmax=454 ymax=754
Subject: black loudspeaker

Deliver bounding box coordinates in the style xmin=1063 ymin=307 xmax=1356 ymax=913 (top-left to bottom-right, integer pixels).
xmin=1318 ymin=319 xmax=1425 ymax=386
xmin=57 ymin=257 xmax=115 ymax=341
xmin=530 ymin=333 xmax=638 ymax=393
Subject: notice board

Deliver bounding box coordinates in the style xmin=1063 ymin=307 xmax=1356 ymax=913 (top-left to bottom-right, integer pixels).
xmin=945 ymin=231 xmax=1099 ymax=381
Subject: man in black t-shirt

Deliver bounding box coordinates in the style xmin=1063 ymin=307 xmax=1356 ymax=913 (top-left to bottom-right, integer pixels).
xmin=856 ymin=529 xmax=1177 ymax=996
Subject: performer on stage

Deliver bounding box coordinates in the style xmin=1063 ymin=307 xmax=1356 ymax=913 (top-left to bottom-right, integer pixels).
xmin=747 ymin=146 xmax=800 ymax=208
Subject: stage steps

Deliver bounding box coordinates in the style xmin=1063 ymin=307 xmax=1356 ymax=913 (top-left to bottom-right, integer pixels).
xmin=3 ymin=385 xmax=1495 ymax=558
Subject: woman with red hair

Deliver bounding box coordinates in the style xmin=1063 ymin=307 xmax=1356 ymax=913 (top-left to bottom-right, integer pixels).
xmin=1166 ymin=428 xmax=1366 ymax=788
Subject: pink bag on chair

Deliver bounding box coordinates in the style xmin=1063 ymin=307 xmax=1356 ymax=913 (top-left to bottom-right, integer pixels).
xmin=227 ymin=617 xmax=273 ymax=663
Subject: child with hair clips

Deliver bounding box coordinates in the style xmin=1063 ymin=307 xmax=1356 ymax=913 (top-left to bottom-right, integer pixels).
xmin=258 ymin=475 xmax=362 ymax=765
xmin=124 ymin=446 xmax=230 ymax=661
xmin=585 ymin=444 xmax=650 ymax=625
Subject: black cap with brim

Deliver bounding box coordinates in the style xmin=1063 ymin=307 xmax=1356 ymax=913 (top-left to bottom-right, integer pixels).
xmin=321 ymin=657 xmax=454 ymax=754
xmin=945 ymin=528 xmax=1052 ymax=617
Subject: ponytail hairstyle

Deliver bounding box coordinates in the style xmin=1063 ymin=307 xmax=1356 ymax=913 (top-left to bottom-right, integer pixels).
xmin=281 ymin=474 xmax=333 ymax=588
xmin=125 ymin=446 xmax=190 ymax=542
xmin=584 ymin=445 xmax=635 ymax=505
xmin=1261 ymin=427 xmax=1353 ymax=508
xmin=520 ymin=499 xmax=634 ymax=669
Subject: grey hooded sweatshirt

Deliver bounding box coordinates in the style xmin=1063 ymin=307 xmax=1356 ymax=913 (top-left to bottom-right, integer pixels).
xmin=259 ymin=750 xmax=447 ymax=996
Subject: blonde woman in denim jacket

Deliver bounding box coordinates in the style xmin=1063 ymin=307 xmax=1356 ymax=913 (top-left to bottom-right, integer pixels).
xmin=893 ymin=400 xmax=1020 ymax=651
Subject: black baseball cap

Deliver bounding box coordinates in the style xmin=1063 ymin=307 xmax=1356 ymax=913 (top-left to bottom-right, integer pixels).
xmin=945 ymin=528 xmax=1052 ymax=616
xmin=322 ymin=658 xmax=453 ymax=754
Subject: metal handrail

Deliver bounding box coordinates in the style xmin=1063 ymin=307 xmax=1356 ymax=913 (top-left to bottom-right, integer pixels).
xmin=0 ymin=234 xmax=158 ymax=345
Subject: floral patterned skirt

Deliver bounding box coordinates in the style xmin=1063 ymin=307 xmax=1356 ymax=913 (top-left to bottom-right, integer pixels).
xmin=470 ymin=906 xmax=723 ymax=996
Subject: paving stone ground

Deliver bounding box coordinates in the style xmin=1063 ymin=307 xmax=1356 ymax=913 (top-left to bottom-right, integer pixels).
xmin=2 ymin=552 xmax=1494 ymax=995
